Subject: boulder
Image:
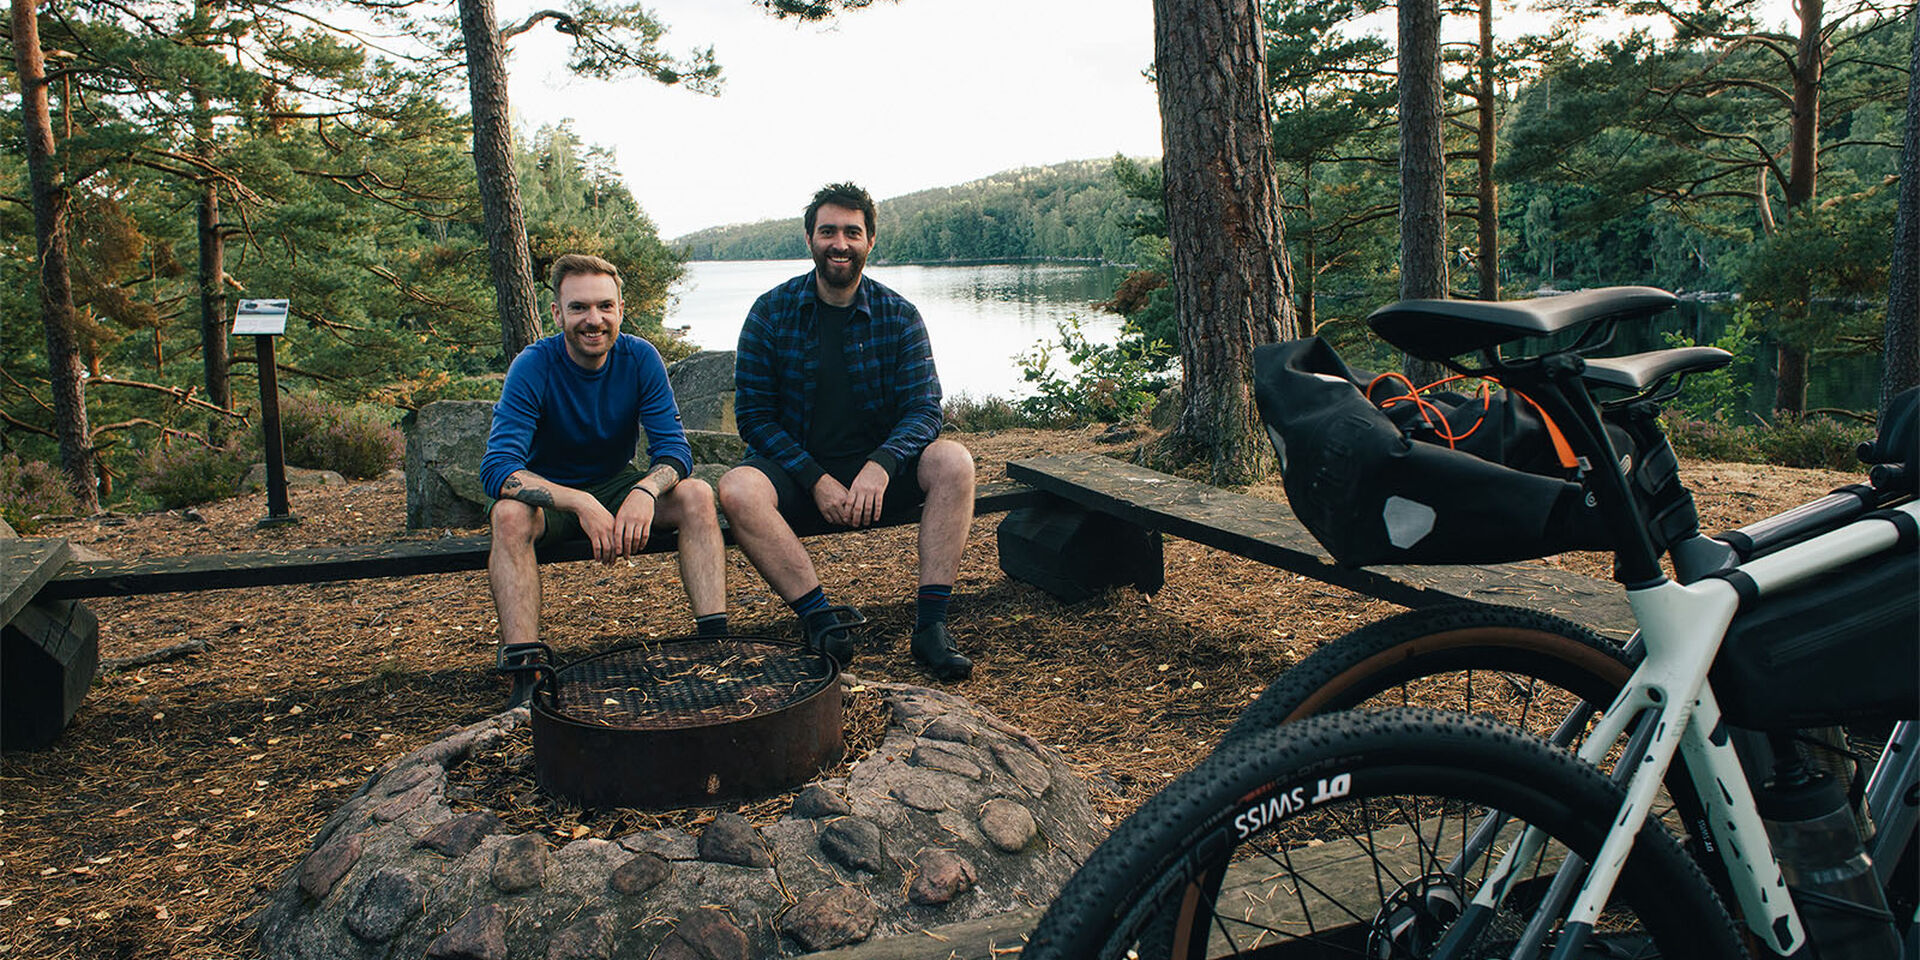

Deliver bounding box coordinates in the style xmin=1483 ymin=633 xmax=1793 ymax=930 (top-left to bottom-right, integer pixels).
xmin=667 ymin=351 xmax=736 ymax=433
xmin=405 ymin=401 xmax=496 ymax=530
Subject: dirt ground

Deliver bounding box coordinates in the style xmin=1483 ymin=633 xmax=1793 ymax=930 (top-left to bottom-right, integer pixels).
xmin=0 ymin=426 xmax=1859 ymax=960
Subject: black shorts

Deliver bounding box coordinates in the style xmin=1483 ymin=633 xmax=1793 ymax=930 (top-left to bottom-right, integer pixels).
xmin=741 ymin=454 xmax=927 ymax=529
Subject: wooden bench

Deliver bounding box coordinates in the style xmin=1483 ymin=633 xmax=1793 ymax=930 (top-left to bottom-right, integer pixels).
xmin=33 ymin=480 xmax=1047 ymax=600
xmin=1006 ymin=453 xmax=1632 ymax=635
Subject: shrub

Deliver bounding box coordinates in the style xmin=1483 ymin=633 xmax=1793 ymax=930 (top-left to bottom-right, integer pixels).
xmin=1016 ymin=318 xmax=1172 ymax=424
xmin=0 ymin=453 xmax=81 ymax=532
xmin=138 ymin=442 xmax=249 ymax=509
xmin=278 ymin=393 xmax=403 ymax=479
xmin=944 ymin=393 xmax=1060 ymax=432
xmin=1664 ymin=414 xmax=1873 ymax=471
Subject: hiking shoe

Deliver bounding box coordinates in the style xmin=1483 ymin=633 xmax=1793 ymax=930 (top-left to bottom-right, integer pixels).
xmin=802 ymin=605 xmax=866 ymax=665
xmin=911 ymin=622 xmax=973 ymax=681
xmin=496 ymin=643 xmax=547 ymax=710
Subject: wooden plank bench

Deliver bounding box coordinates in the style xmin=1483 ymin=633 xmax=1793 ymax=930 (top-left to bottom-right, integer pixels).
xmin=1006 ymin=453 xmax=1633 ymax=635
xmin=33 ymin=480 xmax=1047 ymax=600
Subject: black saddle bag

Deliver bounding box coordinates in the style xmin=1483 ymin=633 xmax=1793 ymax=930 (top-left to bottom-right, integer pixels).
xmin=1711 ymin=545 xmax=1919 ymax=730
xmin=1253 ymin=337 xmax=1618 ymax=566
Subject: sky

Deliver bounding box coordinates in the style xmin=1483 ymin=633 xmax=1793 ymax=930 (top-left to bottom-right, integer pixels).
xmin=494 ymin=0 xmax=1167 ymax=239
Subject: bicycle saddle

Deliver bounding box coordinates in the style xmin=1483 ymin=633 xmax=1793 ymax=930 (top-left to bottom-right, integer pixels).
xmin=1582 ymin=346 xmax=1732 ymax=392
xmin=1368 ymin=286 xmax=1679 ymax=361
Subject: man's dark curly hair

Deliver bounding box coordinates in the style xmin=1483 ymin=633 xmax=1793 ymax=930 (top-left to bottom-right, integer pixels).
xmin=804 ymin=182 xmax=876 ymax=236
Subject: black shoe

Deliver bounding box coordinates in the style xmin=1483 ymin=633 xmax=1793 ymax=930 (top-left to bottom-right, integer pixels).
xmin=497 ymin=643 xmax=548 ymax=710
xmin=505 ymin=671 xmax=537 ymax=710
xmin=911 ymin=621 xmax=973 ymax=681
xmin=802 ymin=605 xmax=866 ymax=665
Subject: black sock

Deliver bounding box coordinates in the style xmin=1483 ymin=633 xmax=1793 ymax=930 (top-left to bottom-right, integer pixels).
xmin=695 ymin=612 xmax=729 ymax=637
xmin=916 ymin=584 xmax=953 ymax=629
xmin=789 ymin=586 xmax=830 ymax=619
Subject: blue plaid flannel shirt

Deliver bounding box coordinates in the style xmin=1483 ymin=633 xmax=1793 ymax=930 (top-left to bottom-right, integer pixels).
xmin=734 ymin=271 xmax=943 ymax=490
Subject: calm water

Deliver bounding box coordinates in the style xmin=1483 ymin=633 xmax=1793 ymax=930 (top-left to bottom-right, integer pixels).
xmin=665 ymin=259 xmax=1127 ymax=399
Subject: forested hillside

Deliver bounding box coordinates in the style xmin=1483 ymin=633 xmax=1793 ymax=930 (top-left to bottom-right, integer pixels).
xmin=673 ymin=159 xmax=1155 ymax=264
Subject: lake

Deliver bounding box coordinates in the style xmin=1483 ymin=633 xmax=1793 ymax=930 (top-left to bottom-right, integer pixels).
xmin=665 ymin=259 xmax=1129 ymax=400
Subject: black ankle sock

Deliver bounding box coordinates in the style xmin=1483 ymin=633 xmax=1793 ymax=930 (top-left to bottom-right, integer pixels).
xmin=695 ymin=613 xmax=729 ymax=637
xmin=916 ymin=584 xmax=953 ymax=629
xmin=789 ymin=586 xmax=830 ymax=619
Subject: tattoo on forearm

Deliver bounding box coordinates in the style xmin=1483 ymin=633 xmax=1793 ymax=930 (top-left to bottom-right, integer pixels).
xmin=642 ymin=465 xmax=678 ymax=497
xmin=501 ymin=478 xmax=555 ymax=508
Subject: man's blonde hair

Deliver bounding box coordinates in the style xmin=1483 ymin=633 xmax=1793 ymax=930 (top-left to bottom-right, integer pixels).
xmin=549 ymin=253 xmax=622 ymax=296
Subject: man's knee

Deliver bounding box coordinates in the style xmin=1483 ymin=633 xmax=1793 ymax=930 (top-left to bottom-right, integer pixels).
xmin=663 ymin=477 xmax=718 ymax=527
xmin=490 ymin=498 xmax=540 ymax=543
xmin=717 ymin=466 xmax=777 ymax=516
xmin=919 ymin=439 xmax=975 ymax=492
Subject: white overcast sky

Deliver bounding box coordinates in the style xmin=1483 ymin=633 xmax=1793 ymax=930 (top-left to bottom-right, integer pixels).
xmin=494 ymin=0 xmax=1167 ymax=239
xmin=482 ymin=0 xmax=1804 ymax=240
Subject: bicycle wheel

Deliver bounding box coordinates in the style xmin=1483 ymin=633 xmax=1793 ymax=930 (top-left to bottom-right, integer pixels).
xmin=1217 ymin=603 xmax=1729 ymax=903
xmin=1025 ymin=708 xmax=1747 ymax=960
xmin=1223 ymin=604 xmax=1635 ymax=746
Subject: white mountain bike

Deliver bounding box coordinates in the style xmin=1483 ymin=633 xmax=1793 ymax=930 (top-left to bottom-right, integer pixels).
xmin=1022 ymin=287 xmax=1917 ymax=959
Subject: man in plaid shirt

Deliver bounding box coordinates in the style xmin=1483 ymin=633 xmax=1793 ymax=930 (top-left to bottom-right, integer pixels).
xmin=717 ymin=183 xmax=976 ymax=681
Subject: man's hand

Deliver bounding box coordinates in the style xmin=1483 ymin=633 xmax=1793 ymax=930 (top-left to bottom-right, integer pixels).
xmin=811 ymin=474 xmax=853 ymax=526
xmin=845 ymin=461 xmax=890 ymax=529
xmin=573 ymin=494 xmax=621 ymax=563
xmin=613 ymin=487 xmax=657 ymax=558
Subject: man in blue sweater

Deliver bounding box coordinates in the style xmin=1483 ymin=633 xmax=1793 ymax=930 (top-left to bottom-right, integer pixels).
xmin=717 ymin=184 xmax=975 ymax=681
xmin=480 ymin=254 xmax=727 ymax=705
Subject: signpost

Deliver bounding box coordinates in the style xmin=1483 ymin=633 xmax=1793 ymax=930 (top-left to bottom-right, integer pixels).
xmin=234 ymin=299 xmax=298 ymax=527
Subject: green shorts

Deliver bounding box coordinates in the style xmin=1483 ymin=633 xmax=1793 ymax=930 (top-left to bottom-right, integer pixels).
xmin=529 ymin=467 xmax=648 ymax=547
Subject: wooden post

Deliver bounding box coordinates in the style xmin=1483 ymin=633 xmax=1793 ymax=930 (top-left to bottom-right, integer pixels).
xmin=255 ymin=334 xmax=295 ymax=525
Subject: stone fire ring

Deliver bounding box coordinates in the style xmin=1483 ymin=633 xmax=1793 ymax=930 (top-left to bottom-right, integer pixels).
xmin=249 ymin=677 xmax=1105 ymax=959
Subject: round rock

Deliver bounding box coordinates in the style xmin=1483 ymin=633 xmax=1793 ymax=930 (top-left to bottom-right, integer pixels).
xmin=780 ymin=885 xmax=880 ymax=952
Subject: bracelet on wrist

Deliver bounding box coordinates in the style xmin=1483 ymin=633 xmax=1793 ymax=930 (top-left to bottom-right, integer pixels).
xmin=631 ymin=485 xmax=656 ymax=500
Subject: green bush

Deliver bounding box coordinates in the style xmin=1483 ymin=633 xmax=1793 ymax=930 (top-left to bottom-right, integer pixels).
xmin=943 ymin=393 xmax=1063 ymax=431
xmin=1665 ymin=414 xmax=1873 ymax=470
xmin=0 ymin=453 xmax=82 ymax=532
xmin=278 ymin=393 xmax=403 ymax=479
xmin=1016 ymin=318 xmax=1172 ymax=424
xmin=138 ymin=443 xmax=250 ymax=509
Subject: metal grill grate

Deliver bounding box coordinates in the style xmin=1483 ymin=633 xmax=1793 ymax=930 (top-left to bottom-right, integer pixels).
xmin=545 ymin=639 xmax=834 ymax=730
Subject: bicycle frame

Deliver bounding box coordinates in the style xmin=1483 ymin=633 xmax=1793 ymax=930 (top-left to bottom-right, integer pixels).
xmin=1463 ymin=499 xmax=1920 ymax=958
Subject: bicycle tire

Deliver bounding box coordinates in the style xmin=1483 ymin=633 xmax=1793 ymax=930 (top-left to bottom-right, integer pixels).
xmin=1222 ymin=603 xmax=1634 ymax=744
xmin=1025 ymin=708 xmax=1748 ymax=960
xmin=1217 ymin=603 xmax=1731 ymax=904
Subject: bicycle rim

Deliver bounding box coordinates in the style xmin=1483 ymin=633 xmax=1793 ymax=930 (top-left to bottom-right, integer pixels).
xmin=1028 ymin=709 xmax=1745 ymax=960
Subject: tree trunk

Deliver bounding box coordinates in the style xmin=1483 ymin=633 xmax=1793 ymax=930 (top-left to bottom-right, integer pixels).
xmin=1153 ymin=0 xmax=1296 ymax=485
xmin=1884 ymin=19 xmax=1919 ymax=420
xmin=1773 ymin=0 xmax=1825 ymax=416
xmin=197 ymin=182 xmax=229 ymax=411
xmin=458 ymin=0 xmax=543 ymax=362
xmin=12 ymin=0 xmax=99 ymax=512
xmin=1302 ymin=164 xmax=1319 ymax=334
xmin=1399 ymin=0 xmax=1449 ymax=384
xmin=190 ymin=3 xmax=229 ymax=412
xmin=1475 ymin=0 xmax=1499 ymax=301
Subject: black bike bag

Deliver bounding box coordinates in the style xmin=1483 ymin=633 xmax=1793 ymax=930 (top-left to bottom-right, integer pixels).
xmin=1711 ymin=545 xmax=1919 ymax=730
xmin=1252 ymin=337 xmax=1616 ymax=566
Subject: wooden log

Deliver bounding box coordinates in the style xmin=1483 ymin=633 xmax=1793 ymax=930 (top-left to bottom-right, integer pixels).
xmin=2 ymin=596 xmax=98 ymax=749
xmin=39 ymin=481 xmax=1046 ymax=600
xmin=1007 ymin=453 xmax=1633 ymax=635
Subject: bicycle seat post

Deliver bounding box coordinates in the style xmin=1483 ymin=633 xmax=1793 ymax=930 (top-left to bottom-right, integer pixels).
xmin=1504 ymin=356 xmax=1667 ymax=587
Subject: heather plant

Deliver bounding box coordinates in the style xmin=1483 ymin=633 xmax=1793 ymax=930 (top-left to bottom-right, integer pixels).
xmin=0 ymin=453 xmax=82 ymax=532
xmin=138 ymin=442 xmax=250 ymax=509
xmin=278 ymin=393 xmax=403 ymax=480
xmin=1664 ymin=414 xmax=1872 ymax=470
xmin=944 ymin=393 xmax=1063 ymax=431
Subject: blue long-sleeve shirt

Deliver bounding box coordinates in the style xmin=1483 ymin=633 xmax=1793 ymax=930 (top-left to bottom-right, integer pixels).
xmin=480 ymin=333 xmax=692 ymax=499
xmin=734 ymin=272 xmax=944 ymax=490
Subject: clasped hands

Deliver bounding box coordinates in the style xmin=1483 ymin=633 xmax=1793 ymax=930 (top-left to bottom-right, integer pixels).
xmin=574 ymin=487 xmax=659 ymax=563
xmin=813 ymin=461 xmax=889 ymax=528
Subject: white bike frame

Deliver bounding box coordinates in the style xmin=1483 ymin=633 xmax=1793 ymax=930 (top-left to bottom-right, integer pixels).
xmin=1467 ymin=499 xmax=1918 ymax=956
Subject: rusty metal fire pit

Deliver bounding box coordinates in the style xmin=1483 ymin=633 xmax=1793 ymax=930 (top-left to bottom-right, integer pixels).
xmin=498 ymin=637 xmax=842 ymax=809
